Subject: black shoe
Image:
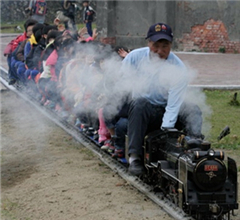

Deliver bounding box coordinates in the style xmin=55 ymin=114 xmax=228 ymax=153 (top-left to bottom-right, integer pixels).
xmin=8 ymin=79 xmax=16 ymax=85
xmin=128 ymin=160 xmax=145 ymax=176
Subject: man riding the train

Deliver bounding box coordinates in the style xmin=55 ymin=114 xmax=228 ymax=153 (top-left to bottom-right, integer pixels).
xmin=121 ymin=22 xmax=204 ymax=176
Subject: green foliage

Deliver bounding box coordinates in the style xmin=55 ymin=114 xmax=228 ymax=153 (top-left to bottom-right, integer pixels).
xmin=228 ymin=92 xmax=240 ymax=106
xmin=218 ymin=46 xmax=226 ymax=53
xmin=204 ymin=90 xmax=240 ymax=150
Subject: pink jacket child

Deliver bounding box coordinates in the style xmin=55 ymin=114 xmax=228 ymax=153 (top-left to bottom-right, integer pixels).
xmin=44 ymin=49 xmax=58 ymax=81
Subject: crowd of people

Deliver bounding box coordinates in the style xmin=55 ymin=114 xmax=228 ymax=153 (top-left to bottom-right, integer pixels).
xmin=26 ymin=0 xmax=95 ymax=35
xmin=3 ymin=9 xmax=204 ymax=176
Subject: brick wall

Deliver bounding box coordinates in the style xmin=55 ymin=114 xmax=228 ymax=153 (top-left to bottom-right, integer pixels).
xmin=100 ymin=37 xmax=116 ymax=45
xmin=176 ymin=19 xmax=240 ymax=53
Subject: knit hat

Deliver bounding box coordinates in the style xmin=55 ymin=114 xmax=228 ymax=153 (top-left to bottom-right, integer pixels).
xmin=32 ymin=23 xmax=45 ymax=36
xmin=47 ymin=30 xmax=62 ymax=43
xmin=24 ymin=18 xmax=38 ymax=31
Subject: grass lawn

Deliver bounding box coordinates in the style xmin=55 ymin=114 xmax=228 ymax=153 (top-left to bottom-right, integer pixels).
xmin=204 ymin=90 xmax=240 ymax=150
xmin=0 ymin=22 xmax=25 ymax=34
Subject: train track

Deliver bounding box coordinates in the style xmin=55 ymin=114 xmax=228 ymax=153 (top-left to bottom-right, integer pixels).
xmin=0 ymin=66 xmax=194 ymax=220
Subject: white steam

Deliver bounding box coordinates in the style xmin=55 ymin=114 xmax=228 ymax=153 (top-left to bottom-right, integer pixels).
xmin=62 ymin=43 xmax=212 ymax=136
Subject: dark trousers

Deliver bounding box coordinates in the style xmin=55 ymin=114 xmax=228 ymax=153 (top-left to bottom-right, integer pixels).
xmin=86 ymin=22 xmax=92 ymax=37
xmin=10 ymin=57 xmax=20 ymax=80
xmin=7 ymin=54 xmax=13 ymax=79
xmin=115 ymin=118 xmax=128 ymax=150
xmin=128 ymin=98 xmax=203 ymax=157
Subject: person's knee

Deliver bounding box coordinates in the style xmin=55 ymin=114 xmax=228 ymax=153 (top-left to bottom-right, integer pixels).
xmin=131 ymin=98 xmax=149 ymax=109
xmin=129 ymin=98 xmax=151 ymax=115
xmin=30 ymin=70 xmax=39 ymax=80
xmin=18 ymin=67 xmax=26 ymax=76
xmin=23 ymin=70 xmax=31 ymax=79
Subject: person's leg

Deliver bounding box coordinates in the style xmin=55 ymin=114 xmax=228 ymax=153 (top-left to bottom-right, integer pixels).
xmin=17 ymin=63 xmax=27 ymax=82
xmin=43 ymin=80 xmax=58 ymax=109
xmin=30 ymin=70 xmax=39 ymax=81
xmin=9 ymin=57 xmax=19 ymax=83
xmin=38 ymin=78 xmax=49 ymax=104
xmin=128 ymin=98 xmax=164 ymax=158
xmin=98 ymin=108 xmax=111 ymax=143
xmin=100 ymin=108 xmax=117 ymax=151
xmin=112 ymin=117 xmax=128 ymax=158
xmin=25 ymin=70 xmax=41 ymax=97
xmin=128 ymin=98 xmax=164 ymax=175
xmin=86 ymin=22 xmax=93 ymax=37
xmin=114 ymin=118 xmax=128 ymax=152
xmin=115 ymin=118 xmax=128 ymax=149
xmin=7 ymin=54 xmax=12 ymax=75
xmin=102 ymin=98 xmax=130 ymax=151
xmin=70 ymin=16 xmax=77 ymax=31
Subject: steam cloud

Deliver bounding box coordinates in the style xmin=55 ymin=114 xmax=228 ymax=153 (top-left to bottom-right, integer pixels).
xmin=61 ymin=42 xmax=212 ymax=136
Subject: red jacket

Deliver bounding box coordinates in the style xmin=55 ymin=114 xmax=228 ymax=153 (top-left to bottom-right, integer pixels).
xmin=3 ymin=32 xmax=28 ymax=56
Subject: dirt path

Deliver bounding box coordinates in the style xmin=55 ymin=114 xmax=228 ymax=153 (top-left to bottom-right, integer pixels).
xmin=1 ymin=89 xmax=174 ymax=220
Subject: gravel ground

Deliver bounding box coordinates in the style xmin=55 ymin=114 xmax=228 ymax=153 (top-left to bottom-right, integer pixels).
xmin=1 ymin=88 xmax=174 ymax=220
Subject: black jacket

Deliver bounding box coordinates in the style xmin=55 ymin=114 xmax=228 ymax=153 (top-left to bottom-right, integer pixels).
xmin=83 ymin=5 xmax=95 ymax=22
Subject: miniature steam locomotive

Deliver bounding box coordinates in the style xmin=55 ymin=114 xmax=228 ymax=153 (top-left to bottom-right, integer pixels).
xmin=143 ymin=128 xmax=238 ymax=220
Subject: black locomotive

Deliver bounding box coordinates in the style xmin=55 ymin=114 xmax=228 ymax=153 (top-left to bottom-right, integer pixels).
xmin=143 ymin=128 xmax=238 ymax=220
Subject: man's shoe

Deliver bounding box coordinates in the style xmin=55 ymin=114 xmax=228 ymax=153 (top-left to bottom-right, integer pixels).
xmin=128 ymin=160 xmax=145 ymax=176
xmin=8 ymin=79 xmax=16 ymax=85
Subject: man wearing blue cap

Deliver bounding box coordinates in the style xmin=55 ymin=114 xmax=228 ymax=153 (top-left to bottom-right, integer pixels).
xmin=123 ymin=23 xmax=203 ymax=176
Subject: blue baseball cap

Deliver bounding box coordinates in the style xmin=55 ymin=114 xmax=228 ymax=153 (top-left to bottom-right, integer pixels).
xmin=146 ymin=23 xmax=173 ymax=42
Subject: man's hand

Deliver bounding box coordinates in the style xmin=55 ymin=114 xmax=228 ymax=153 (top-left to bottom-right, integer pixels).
xmin=118 ymin=48 xmax=129 ymax=58
xmin=25 ymin=7 xmax=31 ymax=13
xmin=54 ymin=18 xmax=60 ymax=25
